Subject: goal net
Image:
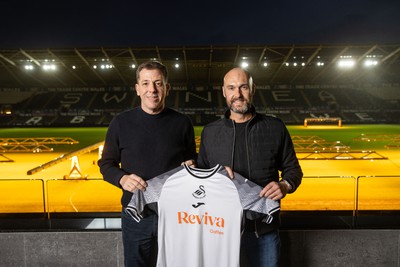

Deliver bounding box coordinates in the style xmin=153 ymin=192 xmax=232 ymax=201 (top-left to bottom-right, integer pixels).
xmin=304 ymin=117 xmax=342 ymax=127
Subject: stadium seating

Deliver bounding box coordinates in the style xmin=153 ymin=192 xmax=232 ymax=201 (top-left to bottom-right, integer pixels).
xmin=0 ymin=86 xmax=398 ymax=127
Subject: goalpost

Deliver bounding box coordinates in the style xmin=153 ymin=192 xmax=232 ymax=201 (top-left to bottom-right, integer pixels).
xmin=304 ymin=117 xmax=342 ymax=127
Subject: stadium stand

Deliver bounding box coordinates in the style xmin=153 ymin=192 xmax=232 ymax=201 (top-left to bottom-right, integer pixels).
xmin=0 ymin=45 xmax=398 ymax=127
xmin=1 ymin=85 xmax=398 ymax=127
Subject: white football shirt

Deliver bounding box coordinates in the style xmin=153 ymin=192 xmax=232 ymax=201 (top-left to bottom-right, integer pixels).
xmin=125 ymin=164 xmax=280 ymax=267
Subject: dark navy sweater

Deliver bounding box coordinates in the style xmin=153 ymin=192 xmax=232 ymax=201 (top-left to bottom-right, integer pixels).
xmin=98 ymin=107 xmax=197 ymax=207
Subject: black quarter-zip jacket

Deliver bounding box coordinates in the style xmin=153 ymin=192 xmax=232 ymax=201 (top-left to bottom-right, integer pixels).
xmin=197 ymin=106 xmax=303 ymax=234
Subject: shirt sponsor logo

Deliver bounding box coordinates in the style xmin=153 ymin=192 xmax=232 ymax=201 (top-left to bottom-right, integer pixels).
xmin=177 ymin=211 xmax=225 ymax=228
xmin=210 ymin=229 xmax=224 ymax=235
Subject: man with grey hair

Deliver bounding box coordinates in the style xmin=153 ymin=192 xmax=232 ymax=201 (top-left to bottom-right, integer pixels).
xmin=197 ymin=67 xmax=303 ymax=267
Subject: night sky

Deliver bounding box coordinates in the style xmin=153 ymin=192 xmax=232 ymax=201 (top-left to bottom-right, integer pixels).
xmin=1 ymin=0 xmax=399 ymax=48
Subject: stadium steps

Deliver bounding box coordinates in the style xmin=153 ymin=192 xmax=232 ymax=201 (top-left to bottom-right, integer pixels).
xmin=300 ymin=89 xmax=312 ymax=108
xmin=86 ymin=91 xmax=99 ymax=109
xmin=26 ymin=141 xmax=104 ymax=175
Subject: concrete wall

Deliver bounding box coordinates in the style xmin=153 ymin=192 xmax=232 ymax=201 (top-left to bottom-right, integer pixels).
xmin=0 ymin=230 xmax=398 ymax=267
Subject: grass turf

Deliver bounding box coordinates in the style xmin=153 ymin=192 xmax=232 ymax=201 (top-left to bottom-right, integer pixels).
xmin=1 ymin=124 xmax=398 ymax=152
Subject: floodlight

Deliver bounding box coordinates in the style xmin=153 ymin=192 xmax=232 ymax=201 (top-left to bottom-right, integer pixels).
xmin=99 ymin=64 xmax=113 ymax=69
xmin=364 ymin=59 xmax=378 ymax=67
xmin=240 ymin=62 xmax=249 ymax=68
xmin=337 ymin=59 xmax=355 ymax=68
xmin=42 ymin=64 xmax=56 ymax=71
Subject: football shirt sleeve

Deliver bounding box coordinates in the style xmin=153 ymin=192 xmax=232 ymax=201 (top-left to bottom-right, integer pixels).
xmin=124 ymin=165 xmax=185 ymax=222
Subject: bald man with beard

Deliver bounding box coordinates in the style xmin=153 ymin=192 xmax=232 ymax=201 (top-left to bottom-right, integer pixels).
xmin=197 ymin=67 xmax=303 ymax=267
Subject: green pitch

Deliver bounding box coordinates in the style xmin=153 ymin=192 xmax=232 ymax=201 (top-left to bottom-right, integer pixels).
xmin=0 ymin=124 xmax=399 ymax=152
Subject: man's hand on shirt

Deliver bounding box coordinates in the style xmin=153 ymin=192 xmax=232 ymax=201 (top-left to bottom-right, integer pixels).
xmin=181 ymin=159 xmax=196 ymax=167
xmin=224 ymin=166 xmax=234 ymax=179
xmin=120 ymin=174 xmax=148 ymax=192
xmin=259 ymin=180 xmax=289 ymax=200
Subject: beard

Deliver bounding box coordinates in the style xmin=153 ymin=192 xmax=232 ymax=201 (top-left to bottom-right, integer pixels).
xmin=228 ymin=98 xmax=251 ymax=114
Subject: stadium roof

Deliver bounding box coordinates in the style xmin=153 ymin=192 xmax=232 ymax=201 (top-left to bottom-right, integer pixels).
xmin=0 ymin=44 xmax=399 ymax=88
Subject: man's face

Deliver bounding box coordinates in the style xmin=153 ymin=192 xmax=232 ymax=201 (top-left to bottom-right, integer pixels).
xmin=135 ymin=68 xmax=170 ymax=114
xmin=222 ymin=69 xmax=253 ymax=114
